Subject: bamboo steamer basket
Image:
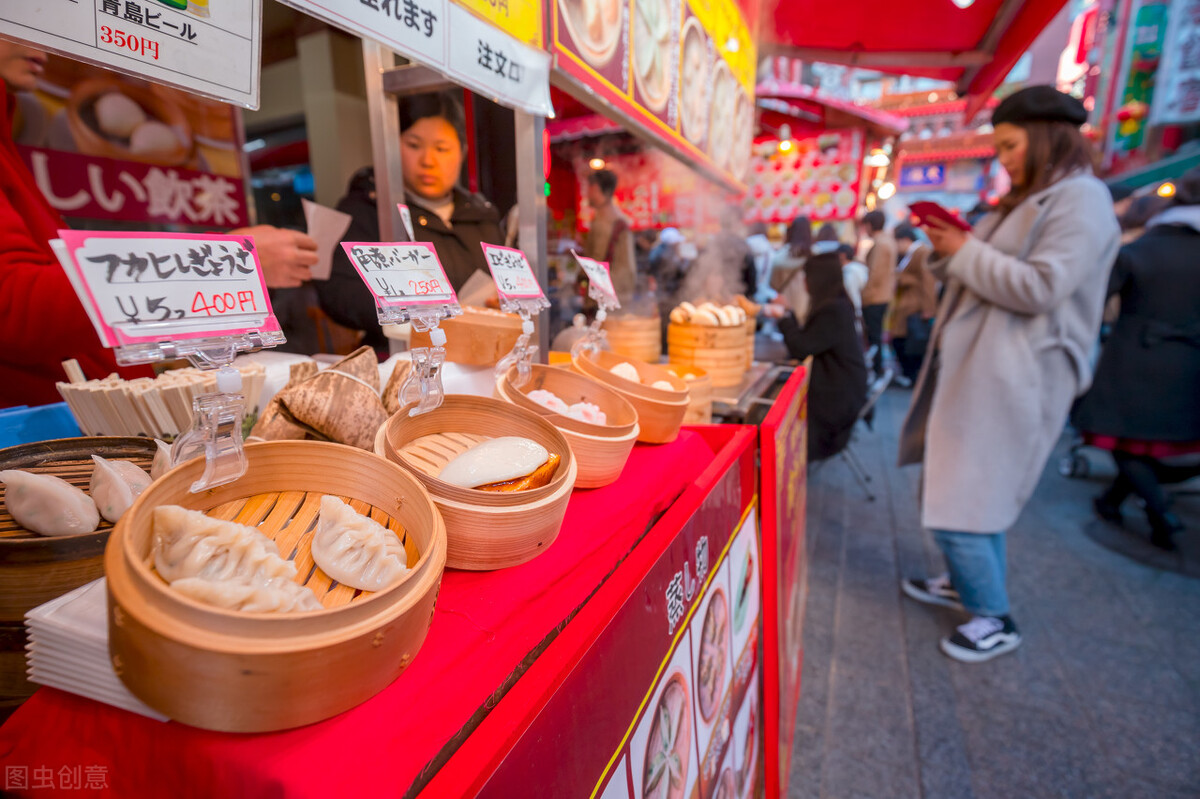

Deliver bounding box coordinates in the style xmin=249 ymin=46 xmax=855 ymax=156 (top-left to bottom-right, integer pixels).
xmin=603 ymin=314 xmax=662 ymax=363
xmin=0 ymin=436 xmax=157 ymax=717
xmin=411 ymin=308 xmax=523 ymax=366
xmin=744 ymin=317 xmax=757 ymax=365
xmin=571 ymin=351 xmax=689 ymax=444
xmin=665 ymin=364 xmax=714 ymax=425
xmin=375 ymin=396 xmax=577 ymax=570
xmin=105 ymin=440 xmax=447 ymax=733
xmin=495 ymin=365 xmax=639 ymax=489
xmin=668 ymin=322 xmax=750 ymax=388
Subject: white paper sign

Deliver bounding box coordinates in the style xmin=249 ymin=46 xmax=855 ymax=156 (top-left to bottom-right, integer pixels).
xmin=341 ymin=241 xmax=457 ymax=307
xmin=302 ymin=199 xmax=353 ymax=282
xmin=572 ymin=250 xmax=620 ymax=308
xmin=1 ymin=0 xmax=262 ymax=109
xmin=1151 ymin=0 xmax=1200 ymax=125
xmin=482 ymin=243 xmax=544 ymax=300
xmin=54 ymin=230 xmax=279 ymax=347
xmin=277 ymin=0 xmax=551 ymax=117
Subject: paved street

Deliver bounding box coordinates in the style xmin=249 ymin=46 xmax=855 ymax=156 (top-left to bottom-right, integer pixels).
xmin=789 ymin=387 xmax=1200 ymax=799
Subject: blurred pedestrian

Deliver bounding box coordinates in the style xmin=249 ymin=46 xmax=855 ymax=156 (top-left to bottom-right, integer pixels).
xmin=770 ymin=216 xmax=813 ymax=321
xmin=899 ymin=85 xmax=1120 ymax=663
xmin=888 ymin=223 xmax=938 ymax=384
xmin=1073 ymin=166 xmax=1200 ymax=550
xmin=746 ymin=222 xmax=775 ymax=305
xmin=838 ymin=243 xmax=868 ymax=318
xmin=584 ymin=169 xmax=637 ymax=307
xmin=764 ymin=249 xmax=866 ymax=462
xmin=859 ymin=210 xmax=897 ymax=376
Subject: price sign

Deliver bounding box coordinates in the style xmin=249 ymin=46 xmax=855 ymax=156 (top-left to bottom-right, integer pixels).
xmin=482 ymin=243 xmax=545 ymax=301
xmin=571 ymin=250 xmax=620 ymax=308
xmin=397 ymin=204 xmax=416 ymax=241
xmin=341 ymin=241 xmax=457 ymax=307
xmin=53 ymin=230 xmax=279 ymax=348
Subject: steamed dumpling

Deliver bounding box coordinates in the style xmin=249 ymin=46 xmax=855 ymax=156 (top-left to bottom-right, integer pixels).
xmin=609 ymin=362 xmax=641 ymax=383
xmin=311 ymin=495 xmax=408 ymax=592
xmin=527 ymin=389 xmax=569 ymax=415
xmin=566 ymin=401 xmax=607 ymax=425
xmin=439 ymin=437 xmax=549 ymax=489
xmin=89 ymin=455 xmax=152 ymax=523
xmin=150 ymin=439 xmax=173 ymax=480
xmin=94 ymin=92 xmax=146 ymax=138
xmin=650 ymin=380 xmax=676 ymax=392
xmin=129 ymin=120 xmax=179 ymax=156
xmin=1 ymin=470 xmax=100 ymax=536
xmin=169 ymin=576 xmax=323 ymax=613
xmin=153 ymin=505 xmax=297 ymax=585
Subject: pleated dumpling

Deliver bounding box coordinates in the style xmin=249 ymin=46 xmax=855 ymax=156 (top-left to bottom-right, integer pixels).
xmin=169 ymin=576 xmax=323 ymax=613
xmin=153 ymin=505 xmax=298 ymax=586
xmin=89 ymin=455 xmax=152 ymax=523
xmin=0 ymin=470 xmax=100 ymax=537
xmin=311 ymin=495 xmax=409 ymax=592
xmin=150 ymin=439 xmax=174 ymax=480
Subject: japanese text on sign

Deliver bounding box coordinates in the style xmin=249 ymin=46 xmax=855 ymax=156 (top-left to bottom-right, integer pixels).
xmin=358 ymin=0 xmax=439 ymax=37
xmin=0 ymin=0 xmax=260 ymax=109
xmin=666 ymin=536 xmax=711 ymax=634
xmin=1152 ymin=0 xmax=1200 ymax=124
xmin=341 ymin=242 xmax=457 ymax=306
xmin=482 ymin=244 xmax=544 ymax=300
xmin=54 ymin=231 xmax=278 ymax=347
xmin=571 ymin=251 xmax=619 ymax=308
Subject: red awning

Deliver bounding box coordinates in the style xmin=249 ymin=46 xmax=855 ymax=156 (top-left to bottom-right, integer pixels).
xmin=898 ymin=147 xmax=995 ymax=164
xmin=546 ymin=113 xmax=623 ymax=143
xmin=760 ymin=0 xmax=1070 ymax=109
xmin=755 ymin=79 xmax=910 ymax=136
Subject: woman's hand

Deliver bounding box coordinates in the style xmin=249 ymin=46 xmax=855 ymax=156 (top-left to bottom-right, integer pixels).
xmin=922 ymin=218 xmax=970 ymax=257
xmin=231 ymin=225 xmax=318 ymax=288
xmin=763 ymin=297 xmax=788 ymax=319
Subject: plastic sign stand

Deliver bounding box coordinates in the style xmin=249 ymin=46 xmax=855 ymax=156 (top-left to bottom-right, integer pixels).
xmin=482 ymin=243 xmax=550 ymax=388
xmin=341 ymin=241 xmax=461 ymax=415
xmin=569 ymin=250 xmax=620 ymax=359
xmin=51 ymin=231 xmax=284 ymax=491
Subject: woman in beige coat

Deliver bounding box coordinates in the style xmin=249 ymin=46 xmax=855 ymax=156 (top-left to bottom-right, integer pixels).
xmin=898 ymin=86 xmax=1120 ymax=663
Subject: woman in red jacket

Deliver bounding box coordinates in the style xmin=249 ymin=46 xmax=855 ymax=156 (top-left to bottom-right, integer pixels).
xmin=0 ymin=41 xmax=320 ymax=408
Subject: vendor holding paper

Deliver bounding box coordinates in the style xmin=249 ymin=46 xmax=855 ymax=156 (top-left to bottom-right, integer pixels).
xmin=319 ymin=91 xmax=503 ymax=350
xmin=0 ymin=40 xmax=321 ymax=407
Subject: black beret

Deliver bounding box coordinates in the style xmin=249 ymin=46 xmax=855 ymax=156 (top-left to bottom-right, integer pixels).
xmin=992 ymin=85 xmax=1087 ymax=127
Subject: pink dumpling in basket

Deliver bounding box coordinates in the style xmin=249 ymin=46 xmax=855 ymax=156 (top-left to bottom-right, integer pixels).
xmin=526 ymin=389 xmax=569 ymax=415
xmin=566 ymin=401 xmax=607 ymax=426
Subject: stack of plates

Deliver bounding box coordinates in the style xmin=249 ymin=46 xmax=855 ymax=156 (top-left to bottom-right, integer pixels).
xmin=25 ymin=578 xmax=167 ymax=721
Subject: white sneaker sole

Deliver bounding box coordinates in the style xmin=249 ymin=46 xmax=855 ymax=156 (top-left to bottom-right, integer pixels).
xmin=939 ymin=634 xmax=1022 ymax=663
xmin=901 ymin=580 xmax=965 ymax=611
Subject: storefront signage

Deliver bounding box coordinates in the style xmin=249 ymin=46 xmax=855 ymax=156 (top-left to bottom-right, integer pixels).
xmin=759 ymin=365 xmax=809 ymax=796
xmin=341 ymin=241 xmax=457 ymax=306
xmin=482 ymin=243 xmax=545 ymax=301
xmin=900 ymin=163 xmax=946 ymax=189
xmin=278 ymin=0 xmax=551 ymax=117
xmin=1111 ymin=0 xmax=1168 ymax=153
xmin=452 ymin=0 xmax=542 ymax=48
xmin=52 ymin=230 xmax=278 ymax=347
xmin=743 ymin=129 xmax=866 ymax=224
xmin=1151 ymin=0 xmax=1200 ymax=125
xmin=476 ymin=435 xmax=763 ymax=799
xmin=1 ymin=0 xmax=261 ymax=109
xmin=552 ymin=0 xmax=756 ymax=187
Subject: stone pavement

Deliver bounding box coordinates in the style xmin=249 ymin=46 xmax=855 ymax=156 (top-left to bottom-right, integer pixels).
xmin=788 ymin=387 xmax=1200 ymax=799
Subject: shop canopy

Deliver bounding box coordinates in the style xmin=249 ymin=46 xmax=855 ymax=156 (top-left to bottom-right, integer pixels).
xmin=755 ymin=80 xmax=910 ymax=138
xmin=760 ymin=0 xmax=1070 ymax=115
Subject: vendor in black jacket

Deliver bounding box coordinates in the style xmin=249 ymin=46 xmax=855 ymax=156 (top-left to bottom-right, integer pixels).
xmin=317 ymin=91 xmax=503 ymax=350
xmin=765 ymin=247 xmax=868 ymax=462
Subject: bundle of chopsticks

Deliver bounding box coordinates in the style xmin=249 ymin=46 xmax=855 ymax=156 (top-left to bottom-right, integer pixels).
xmin=57 ymin=362 xmax=266 ymax=438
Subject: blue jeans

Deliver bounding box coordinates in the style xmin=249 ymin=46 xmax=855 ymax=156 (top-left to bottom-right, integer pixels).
xmin=932 ymin=529 xmax=1010 ymax=618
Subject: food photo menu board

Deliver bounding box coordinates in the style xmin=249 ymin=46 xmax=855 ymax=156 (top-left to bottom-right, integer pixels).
xmin=743 ymin=129 xmax=866 ymax=224
xmin=553 ymin=0 xmax=756 ymax=187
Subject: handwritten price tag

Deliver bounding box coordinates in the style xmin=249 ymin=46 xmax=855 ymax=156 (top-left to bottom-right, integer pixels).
xmin=341 ymin=241 xmax=457 ymax=307
xmin=571 ymin=251 xmax=620 ymax=308
xmin=54 ymin=230 xmax=279 ymax=348
xmin=481 ymin=243 xmax=545 ymax=301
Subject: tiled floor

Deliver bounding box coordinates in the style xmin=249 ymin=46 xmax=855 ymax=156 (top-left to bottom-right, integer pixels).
xmin=789 ymin=387 xmax=1200 ymax=799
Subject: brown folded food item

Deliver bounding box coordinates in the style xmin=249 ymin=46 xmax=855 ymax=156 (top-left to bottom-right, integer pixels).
xmin=382 ymin=359 xmax=412 ymax=417
xmin=477 ymin=453 xmax=561 ymax=493
xmin=249 ymin=347 xmax=387 ymax=450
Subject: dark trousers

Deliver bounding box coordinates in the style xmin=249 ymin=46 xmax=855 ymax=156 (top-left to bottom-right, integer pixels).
xmin=1103 ymin=453 xmax=1200 ymax=519
xmin=891 ymin=337 xmax=926 ymax=381
xmin=862 ymin=304 xmax=888 ymax=373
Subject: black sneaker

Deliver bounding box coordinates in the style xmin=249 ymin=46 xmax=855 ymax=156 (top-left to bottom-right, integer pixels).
xmin=901 ymin=573 xmax=964 ymax=611
xmin=940 ymin=616 xmax=1021 ymax=663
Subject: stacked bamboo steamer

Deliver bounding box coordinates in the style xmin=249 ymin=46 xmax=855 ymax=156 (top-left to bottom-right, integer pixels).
xmin=603 ymin=314 xmax=662 ymax=363
xmin=496 ymin=364 xmax=639 ymax=489
xmin=375 ymin=395 xmax=576 ymax=570
xmin=665 ymin=365 xmax=713 ymax=425
xmin=571 ymin=350 xmax=690 ymax=444
xmin=0 ymin=437 xmax=157 ymax=718
xmin=668 ymin=301 xmax=754 ymax=388
xmin=105 ymin=441 xmax=447 ymax=732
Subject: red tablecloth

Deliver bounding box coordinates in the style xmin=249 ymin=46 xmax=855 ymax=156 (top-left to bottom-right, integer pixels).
xmin=0 ymin=432 xmax=718 ymax=798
